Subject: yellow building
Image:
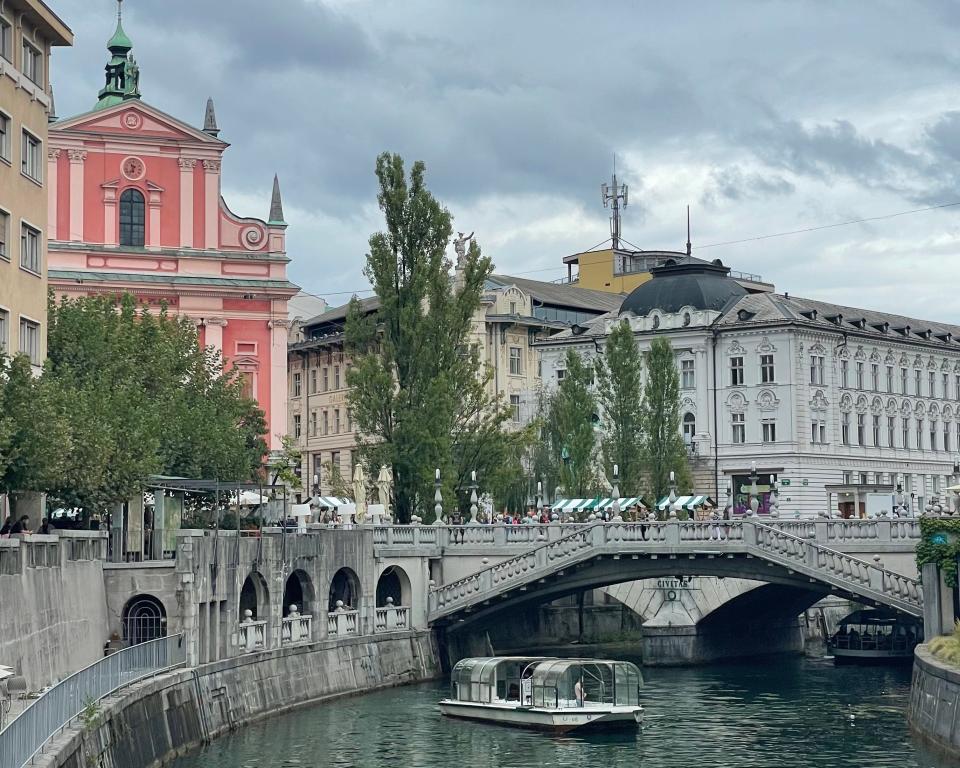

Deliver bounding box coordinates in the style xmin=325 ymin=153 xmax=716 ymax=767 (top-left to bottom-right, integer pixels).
xmin=562 ymin=247 xmax=774 ymax=295
xmin=0 ymin=0 xmax=72 ymax=368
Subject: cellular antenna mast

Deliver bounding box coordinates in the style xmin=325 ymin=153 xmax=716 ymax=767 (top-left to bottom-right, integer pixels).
xmin=601 ymin=155 xmax=628 ymax=250
xmin=686 ymin=205 xmax=692 ymax=257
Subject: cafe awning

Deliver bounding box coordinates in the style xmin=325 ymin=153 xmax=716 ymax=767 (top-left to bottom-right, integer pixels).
xmin=655 ymin=494 xmax=714 ymax=511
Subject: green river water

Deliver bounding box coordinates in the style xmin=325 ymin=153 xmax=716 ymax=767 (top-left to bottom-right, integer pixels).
xmin=170 ymin=653 xmax=952 ymax=768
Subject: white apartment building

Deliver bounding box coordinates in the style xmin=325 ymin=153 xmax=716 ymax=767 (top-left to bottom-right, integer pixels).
xmin=536 ymin=258 xmax=960 ymax=517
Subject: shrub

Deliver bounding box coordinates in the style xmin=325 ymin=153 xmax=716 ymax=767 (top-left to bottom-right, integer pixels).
xmin=930 ymin=621 xmax=960 ymax=666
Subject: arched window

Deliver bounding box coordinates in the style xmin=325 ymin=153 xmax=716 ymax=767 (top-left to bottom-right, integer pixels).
xmin=682 ymin=412 xmax=696 ymax=443
xmin=119 ymin=188 xmax=145 ymax=246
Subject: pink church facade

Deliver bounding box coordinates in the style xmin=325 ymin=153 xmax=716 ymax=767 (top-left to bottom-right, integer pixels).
xmin=46 ymin=17 xmax=296 ymax=450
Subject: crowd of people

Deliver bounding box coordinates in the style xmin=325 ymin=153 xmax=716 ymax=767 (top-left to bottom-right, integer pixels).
xmin=0 ymin=516 xmax=57 ymax=537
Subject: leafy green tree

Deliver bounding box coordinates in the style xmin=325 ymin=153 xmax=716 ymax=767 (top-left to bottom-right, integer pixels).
xmin=595 ymin=319 xmax=645 ymax=496
xmin=42 ymin=294 xmax=267 ymax=515
xmin=346 ymin=153 xmax=504 ymax=523
xmin=547 ymin=350 xmax=597 ymax=498
xmin=639 ymin=336 xmax=691 ymax=506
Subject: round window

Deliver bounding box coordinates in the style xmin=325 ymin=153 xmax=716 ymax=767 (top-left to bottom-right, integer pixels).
xmin=683 ymin=312 xmax=692 ymax=327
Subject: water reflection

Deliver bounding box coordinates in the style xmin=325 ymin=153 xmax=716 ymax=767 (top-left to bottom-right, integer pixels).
xmin=172 ymin=654 xmax=948 ymax=768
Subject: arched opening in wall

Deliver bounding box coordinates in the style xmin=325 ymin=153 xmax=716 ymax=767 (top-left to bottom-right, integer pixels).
xmin=329 ymin=567 xmax=361 ymax=612
xmin=376 ymin=565 xmax=412 ymax=607
xmin=122 ymin=594 xmax=166 ymax=645
xmin=283 ymin=569 xmax=316 ymax=617
xmin=682 ymin=412 xmax=696 ymax=445
xmin=239 ymin=571 xmax=270 ymax=620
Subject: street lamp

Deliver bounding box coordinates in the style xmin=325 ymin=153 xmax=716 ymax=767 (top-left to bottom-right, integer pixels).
xmin=432 ymin=468 xmax=444 ymax=526
xmin=469 ymin=470 xmax=479 ymax=525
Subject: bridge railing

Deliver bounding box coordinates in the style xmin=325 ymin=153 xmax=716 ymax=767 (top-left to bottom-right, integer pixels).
xmin=374 ymin=518 xmax=920 ymax=551
xmin=428 ymin=520 xmax=924 ymax=619
xmin=0 ymin=634 xmax=186 ymax=768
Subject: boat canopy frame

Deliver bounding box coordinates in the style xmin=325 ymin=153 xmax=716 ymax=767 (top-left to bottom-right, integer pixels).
xmin=449 ymin=657 xmax=642 ymax=709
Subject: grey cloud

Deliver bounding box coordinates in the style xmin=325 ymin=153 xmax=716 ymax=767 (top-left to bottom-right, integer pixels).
xmin=701 ymin=166 xmax=795 ymax=207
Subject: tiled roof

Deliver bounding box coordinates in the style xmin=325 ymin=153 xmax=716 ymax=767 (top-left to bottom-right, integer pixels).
xmin=487 ymin=274 xmax=624 ymax=312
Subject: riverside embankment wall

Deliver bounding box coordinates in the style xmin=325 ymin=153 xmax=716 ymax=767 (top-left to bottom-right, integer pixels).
xmin=908 ymin=644 xmax=960 ymax=758
xmin=0 ymin=533 xmax=109 ymax=691
xmin=36 ymin=630 xmax=439 ymax=768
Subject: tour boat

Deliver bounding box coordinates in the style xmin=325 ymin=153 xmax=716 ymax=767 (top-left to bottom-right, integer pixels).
xmin=827 ymin=608 xmax=921 ymax=664
xmin=439 ymin=656 xmax=644 ymax=732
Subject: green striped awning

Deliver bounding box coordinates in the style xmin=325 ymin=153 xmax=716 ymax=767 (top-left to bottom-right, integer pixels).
xmin=656 ymin=494 xmax=713 ymax=511
xmin=314 ymin=496 xmax=353 ymax=508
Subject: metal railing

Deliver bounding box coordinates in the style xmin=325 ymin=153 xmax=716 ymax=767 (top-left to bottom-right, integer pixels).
xmin=0 ymin=634 xmax=186 ymax=768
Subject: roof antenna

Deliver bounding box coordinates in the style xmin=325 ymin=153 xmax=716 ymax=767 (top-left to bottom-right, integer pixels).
xmin=601 ymin=153 xmax=628 ymax=250
xmin=686 ymin=205 xmax=692 ymax=258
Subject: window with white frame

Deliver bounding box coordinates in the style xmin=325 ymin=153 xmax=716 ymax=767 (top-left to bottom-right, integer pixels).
xmin=945 ymin=422 xmax=951 ymax=453
xmin=683 ymin=412 xmax=696 ymax=443
xmin=731 ymin=412 xmax=745 ymax=444
xmin=871 ymin=364 xmax=879 ymax=391
xmin=509 ymin=346 xmax=523 ymax=376
xmin=0 ymin=112 xmax=9 ymax=162
xmin=857 ymin=413 xmax=865 ymax=445
xmin=334 ymin=365 xmax=340 ymax=389
xmin=886 ymin=365 xmax=893 ymax=393
xmin=19 ymin=318 xmax=39 ymax=363
xmin=841 ymin=360 xmax=849 ymax=388
xmin=762 ymin=420 xmax=776 ymax=443
xmin=929 ymin=370 xmax=936 ymax=398
xmin=856 ymin=362 xmax=864 ymax=390
xmin=888 ymin=416 xmax=895 ymax=447
xmin=680 ymin=359 xmax=695 ymax=389
xmin=0 ymin=209 xmax=7 ymax=260
xmin=730 ymin=356 xmax=744 ymax=386
xmin=21 ymin=131 xmax=41 ymax=183
xmin=322 ymin=367 xmax=329 ymax=391
xmin=944 ymin=373 xmax=950 ymax=400
xmin=310 ymin=368 xmax=317 ymax=394
xmin=20 ymin=223 xmax=40 ymax=273
xmin=902 ymin=367 xmax=908 ymax=394
xmin=811 ymin=420 xmax=826 ymax=444
xmin=760 ymin=354 xmax=775 ymax=383
xmin=293 ymin=372 xmax=302 ymax=397
xmin=872 ymin=414 xmax=881 ymax=446
xmin=0 ymin=16 xmax=11 ymax=62
xmin=903 ymin=418 xmax=910 ymax=449
xmin=293 ymin=414 xmax=301 ymax=439
xmin=810 ymin=355 xmax=824 ymax=385
xmin=915 ymin=369 xmax=922 ymax=396
xmin=335 ymin=408 xmax=341 ymax=434
xmin=0 ymin=308 xmax=7 ymax=353
xmin=842 ymin=412 xmax=850 ymax=445
xmin=322 ymin=411 xmax=329 ymax=436
xmin=556 ymin=368 xmax=566 ymax=382
xmin=916 ymin=418 xmax=923 ymax=449
xmin=956 ymin=374 xmax=960 ymax=401
xmin=21 ymin=39 xmax=42 ymax=86
xmin=510 ymin=394 xmax=521 ymax=422
xmin=930 ymin=420 xmax=938 ymax=451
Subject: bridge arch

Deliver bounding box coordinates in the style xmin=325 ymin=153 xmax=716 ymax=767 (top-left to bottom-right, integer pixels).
xmin=283 ymin=568 xmax=316 ymax=617
xmin=329 ymin=566 xmax=361 ymax=612
xmin=121 ymin=593 xmax=167 ymax=645
xmin=376 ymin=565 xmax=412 ymax=607
xmin=240 ymin=571 xmax=270 ymax=620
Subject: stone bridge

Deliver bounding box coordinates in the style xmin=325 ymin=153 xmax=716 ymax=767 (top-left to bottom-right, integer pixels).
xmin=407 ymin=519 xmax=923 ymax=629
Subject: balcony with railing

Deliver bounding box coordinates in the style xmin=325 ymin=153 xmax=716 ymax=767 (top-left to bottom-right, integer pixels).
xmin=238 ymin=611 xmax=267 ymax=652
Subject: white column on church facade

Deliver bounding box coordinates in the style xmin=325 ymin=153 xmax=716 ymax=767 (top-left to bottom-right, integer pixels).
xmin=178 ymin=158 xmax=196 ymax=248
xmin=68 ymin=149 xmax=86 ymax=242
xmin=47 ymin=149 xmax=60 ymax=239
xmin=203 ymin=160 xmax=220 ymax=249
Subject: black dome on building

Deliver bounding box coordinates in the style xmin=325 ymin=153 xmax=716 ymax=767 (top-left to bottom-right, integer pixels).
xmin=620 ymin=259 xmax=748 ymax=316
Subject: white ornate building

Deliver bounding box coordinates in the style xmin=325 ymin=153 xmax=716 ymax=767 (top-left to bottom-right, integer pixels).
xmin=536 ymin=258 xmax=960 ymax=517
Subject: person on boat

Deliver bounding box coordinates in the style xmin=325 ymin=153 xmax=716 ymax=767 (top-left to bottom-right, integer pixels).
xmin=574 ymin=678 xmax=585 ymax=707
xmin=521 ymin=668 xmax=533 ymax=705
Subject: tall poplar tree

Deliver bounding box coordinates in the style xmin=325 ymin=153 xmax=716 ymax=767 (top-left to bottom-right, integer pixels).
xmin=639 ymin=336 xmax=691 ymax=505
xmin=595 ymin=320 xmax=645 ymax=496
xmin=345 ymin=153 xmax=508 ymax=523
xmin=548 ymin=349 xmax=597 ymax=498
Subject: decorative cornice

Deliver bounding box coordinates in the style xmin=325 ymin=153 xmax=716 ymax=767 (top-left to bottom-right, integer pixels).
xmin=269 ymin=318 xmax=291 ymax=329
xmin=202 ymin=159 xmax=221 ymax=172
xmin=47 ymin=148 xmax=61 ymax=160
xmin=177 ymin=158 xmax=197 ymax=170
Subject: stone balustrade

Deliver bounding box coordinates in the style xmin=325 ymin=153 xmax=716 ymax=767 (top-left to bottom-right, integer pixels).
xmin=374 ymin=600 xmax=410 ymax=632
xmin=280 ymin=610 xmax=313 ymax=644
xmin=327 ymin=607 xmax=359 ymax=638
xmin=427 ymin=519 xmax=924 ymax=624
xmin=371 ymin=518 xmax=921 ymax=553
xmin=238 ymin=613 xmax=267 ymax=652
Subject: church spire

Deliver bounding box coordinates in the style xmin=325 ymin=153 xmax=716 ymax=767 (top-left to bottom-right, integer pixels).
xmin=202 ymin=97 xmax=220 ymax=136
xmin=268 ymin=175 xmax=286 ymax=225
xmin=95 ymin=0 xmax=142 ymax=111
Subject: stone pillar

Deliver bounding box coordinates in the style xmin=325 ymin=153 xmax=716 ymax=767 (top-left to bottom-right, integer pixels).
xmin=204 ymin=317 xmax=227 ymax=355
xmin=202 ymin=159 xmax=220 ymax=249
xmin=67 ymin=149 xmax=86 ymax=242
xmin=147 ymin=186 xmax=162 ymax=249
xmin=923 ymin=562 xmax=945 ymax=642
xmin=47 ymin=148 xmax=60 ymax=239
xmin=268 ymin=318 xmax=290 ymax=451
xmin=178 ymin=158 xmax=196 ymax=248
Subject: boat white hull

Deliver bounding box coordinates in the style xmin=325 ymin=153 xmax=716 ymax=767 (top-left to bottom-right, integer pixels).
xmin=439 ymin=700 xmax=643 ymax=732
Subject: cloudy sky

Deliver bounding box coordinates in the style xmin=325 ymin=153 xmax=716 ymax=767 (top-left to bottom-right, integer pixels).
xmin=49 ymin=0 xmax=960 ymax=319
